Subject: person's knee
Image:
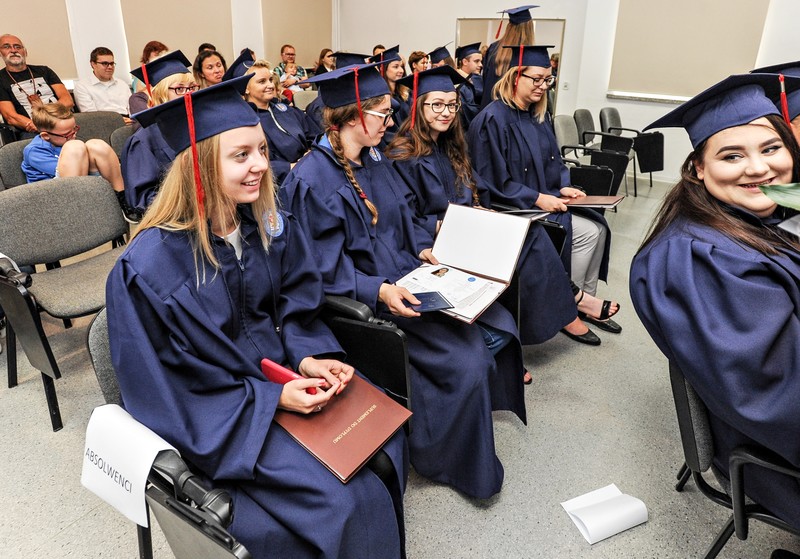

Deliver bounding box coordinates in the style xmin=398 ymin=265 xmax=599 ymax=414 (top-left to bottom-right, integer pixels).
xmin=57 ymin=140 xmax=89 ymax=175
xmin=85 ymin=139 xmax=116 ymax=163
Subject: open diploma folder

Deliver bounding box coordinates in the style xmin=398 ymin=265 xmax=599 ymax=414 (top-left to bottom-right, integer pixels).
xmin=561 ymin=484 xmax=648 ymax=544
xmin=396 ymin=204 xmax=531 ymax=324
xmin=558 ymin=195 xmax=625 ymax=209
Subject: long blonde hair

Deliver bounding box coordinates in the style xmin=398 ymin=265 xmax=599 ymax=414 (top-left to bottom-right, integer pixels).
xmin=132 ymin=131 xmax=277 ymax=280
xmin=493 ymin=65 xmax=548 ymax=123
xmin=493 ymin=21 xmax=535 ymax=77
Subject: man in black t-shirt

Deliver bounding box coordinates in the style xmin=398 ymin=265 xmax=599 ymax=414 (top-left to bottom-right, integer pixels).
xmin=0 ymin=34 xmax=73 ymax=136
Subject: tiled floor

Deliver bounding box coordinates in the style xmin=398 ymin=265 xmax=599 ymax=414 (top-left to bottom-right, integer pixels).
xmin=1 ymin=178 xmax=798 ymax=558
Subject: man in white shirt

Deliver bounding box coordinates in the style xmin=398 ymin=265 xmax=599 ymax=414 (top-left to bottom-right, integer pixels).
xmin=72 ymin=47 xmax=132 ymax=122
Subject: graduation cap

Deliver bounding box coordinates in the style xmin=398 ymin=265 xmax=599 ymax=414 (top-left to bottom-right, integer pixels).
xmin=502 ymin=45 xmax=553 ymax=96
xmin=397 ymin=66 xmax=466 ymax=129
xmin=495 ymin=5 xmax=539 ymax=38
xmin=133 ymin=75 xmax=259 ymax=217
xmin=455 ymin=42 xmax=482 ymax=62
xmin=304 ymin=62 xmax=390 ymax=133
xmin=644 ymin=73 xmax=800 ymax=149
xmin=428 ymin=43 xmax=453 ymax=64
xmin=130 ymin=50 xmax=192 ymax=102
xmin=367 ymin=45 xmax=401 ymax=77
xmin=333 ymin=51 xmax=369 ymax=69
xmin=222 ymin=49 xmax=255 ymax=81
xmin=751 ymin=61 xmax=800 ymax=121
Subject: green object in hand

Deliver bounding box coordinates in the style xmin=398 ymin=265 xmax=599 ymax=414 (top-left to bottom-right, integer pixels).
xmin=759 ymin=183 xmax=800 ymax=211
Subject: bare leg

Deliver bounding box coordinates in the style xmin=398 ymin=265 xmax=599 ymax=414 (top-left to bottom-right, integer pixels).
xmin=576 ymin=290 xmax=619 ymax=320
xmin=85 ymin=139 xmax=124 ymax=192
xmin=56 ymin=140 xmax=90 ymax=176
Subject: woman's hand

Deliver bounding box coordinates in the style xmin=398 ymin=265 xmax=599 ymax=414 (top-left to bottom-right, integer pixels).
xmin=379 ymin=283 xmax=421 ymax=317
xmin=278 ymin=377 xmax=339 ymax=414
xmin=298 ymin=357 xmax=354 ymax=394
xmin=560 ymin=186 xmax=586 ymax=199
xmin=535 ymin=193 xmax=568 ymax=212
xmin=419 ymin=248 xmax=439 ymax=265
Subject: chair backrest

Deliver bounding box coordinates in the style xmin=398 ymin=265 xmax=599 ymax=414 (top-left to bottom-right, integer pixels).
xmin=668 ymin=361 xmax=715 ymax=474
xmin=0 ymin=138 xmax=32 ymax=189
xmin=570 ymin=165 xmax=614 ymax=197
xmin=0 ymin=175 xmax=127 ymax=267
xmin=600 ymin=107 xmax=623 ymax=135
xmin=573 ymin=109 xmax=597 ymax=145
xmin=589 ymin=150 xmax=628 ymax=196
xmin=634 ymin=132 xmax=665 ymax=173
xmin=537 ymin=219 xmax=567 ymax=256
xmin=74 ymin=111 xmax=126 ymax=144
xmin=87 ymin=308 xmax=121 ymax=405
xmin=110 ymin=125 xmax=135 ymax=161
xmin=292 ymin=90 xmax=318 ymax=111
xmin=553 ymin=114 xmax=580 ymax=153
xmin=599 ymin=133 xmax=634 ymax=155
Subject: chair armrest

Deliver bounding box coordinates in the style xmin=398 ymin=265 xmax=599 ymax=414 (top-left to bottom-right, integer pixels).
xmin=563 ymin=157 xmax=581 ymax=167
xmin=490 ymin=202 xmax=522 ymax=212
xmin=0 ymin=256 xmax=31 ymax=287
xmin=561 ymin=143 xmax=599 ymax=158
xmin=324 ymin=295 xmax=374 ymax=323
xmin=608 ymin=126 xmax=641 ymax=136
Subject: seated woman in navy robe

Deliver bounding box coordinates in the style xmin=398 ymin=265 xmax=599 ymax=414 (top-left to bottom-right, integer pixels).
xmin=630 ymin=73 xmax=800 ymax=531
xmin=468 ymin=45 xmax=620 ymax=337
xmin=106 ymin=77 xmax=407 ymax=559
xmin=388 ymin=66 xmax=620 ymax=357
xmin=280 ymin=62 xmax=527 ymax=499
xmin=367 ymin=46 xmax=408 ymax=144
xmin=123 ymin=51 xmax=195 ymax=212
xmin=242 ymin=60 xmax=320 ymax=186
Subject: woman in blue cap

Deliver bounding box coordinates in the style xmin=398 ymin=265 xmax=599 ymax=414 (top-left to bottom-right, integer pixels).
xmin=468 ymin=45 xmax=619 ymax=337
xmin=368 ymin=46 xmax=408 ymax=142
xmin=631 ymin=73 xmax=800 ymax=531
xmin=481 ymin=5 xmax=537 ymax=109
xmin=107 ymin=77 xmax=407 ymax=559
xmin=388 ymin=65 xmax=617 ymax=352
xmin=454 ymin=42 xmax=484 ymax=129
xmin=281 ymin=63 xmax=527 ymax=499
xmin=243 ymin=59 xmax=319 ymax=186
xmin=123 ymin=50 xmax=196 ymax=212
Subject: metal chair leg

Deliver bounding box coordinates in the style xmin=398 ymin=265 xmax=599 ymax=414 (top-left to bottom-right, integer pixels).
xmin=41 ymin=372 xmax=62 ymax=431
xmin=676 ymin=462 xmax=691 ymax=491
xmin=137 ymin=506 xmax=153 ymax=559
xmin=7 ymin=322 xmax=16 ymax=388
xmin=703 ymin=514 xmax=735 ymax=559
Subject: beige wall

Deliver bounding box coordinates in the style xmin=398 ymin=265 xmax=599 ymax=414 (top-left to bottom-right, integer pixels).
xmin=2 ymin=0 xmax=77 ymax=79
xmin=262 ymin=0 xmax=332 ymax=70
xmin=121 ymin=0 xmax=234 ymax=67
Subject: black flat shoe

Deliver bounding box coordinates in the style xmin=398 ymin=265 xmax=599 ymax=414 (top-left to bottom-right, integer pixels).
xmin=560 ymin=327 xmax=601 ymax=346
xmin=579 ymin=313 xmax=622 ymax=334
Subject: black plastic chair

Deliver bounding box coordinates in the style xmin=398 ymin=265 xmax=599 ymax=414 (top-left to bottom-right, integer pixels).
xmin=600 ymin=107 xmax=665 ymax=194
xmin=669 ymin=361 xmax=800 ymax=558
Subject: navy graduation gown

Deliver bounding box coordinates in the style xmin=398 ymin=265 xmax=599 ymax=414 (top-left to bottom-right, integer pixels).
xmin=457 ymin=74 xmax=482 ymax=131
xmin=106 ymin=208 xmax=407 ymax=558
xmin=630 ymin=212 xmax=800 ymax=531
xmin=255 ymin=100 xmax=318 ymax=186
xmin=392 ymin=145 xmax=576 ymax=345
xmin=121 ymin=124 xmax=176 ymax=212
xmin=281 ymin=137 xmax=526 ymax=498
xmin=480 ymin=41 xmax=500 ymax=109
xmin=467 ymin=101 xmax=611 ymax=279
xmin=304 ymin=95 xmax=325 ymax=133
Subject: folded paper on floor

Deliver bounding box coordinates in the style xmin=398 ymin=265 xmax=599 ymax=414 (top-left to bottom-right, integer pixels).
xmin=561 ymin=483 xmax=648 ymax=544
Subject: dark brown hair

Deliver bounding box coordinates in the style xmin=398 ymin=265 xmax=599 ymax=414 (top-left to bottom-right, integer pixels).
xmin=140 ymin=41 xmax=168 ymax=65
xmin=640 ymin=114 xmax=800 ymax=256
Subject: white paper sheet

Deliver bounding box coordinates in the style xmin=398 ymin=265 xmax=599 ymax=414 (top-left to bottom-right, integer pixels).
xmin=561 ymin=484 xmax=648 ymax=544
xmin=81 ymin=404 xmax=177 ymax=527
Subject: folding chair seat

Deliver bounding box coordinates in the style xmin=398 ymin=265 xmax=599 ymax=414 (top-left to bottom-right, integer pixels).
xmin=0 ymin=137 xmax=32 ymax=189
xmin=0 ymin=176 xmax=127 ymax=430
xmin=292 ymin=90 xmax=319 ymax=111
xmin=668 ymin=361 xmax=800 ymax=558
xmin=74 ymin=111 xmax=126 ymax=144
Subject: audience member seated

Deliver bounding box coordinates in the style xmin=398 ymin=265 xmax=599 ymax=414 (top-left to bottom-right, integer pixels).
xmin=197 ymin=42 xmax=216 ymax=53
xmin=131 ymin=40 xmax=168 ymax=93
xmin=72 ymin=47 xmax=133 ymax=123
xmin=221 ymin=48 xmax=256 ymax=81
xmin=304 ymin=51 xmax=370 ymax=131
xmin=313 ymin=48 xmax=335 ymax=76
xmin=123 ymin=50 xmax=195 ymax=212
xmin=372 ymin=44 xmax=386 ymax=57
xmin=274 ymin=44 xmax=309 ymax=90
xmin=428 ymin=44 xmax=455 ymax=69
xmin=107 ymin=77 xmax=407 ymax=559
xmin=22 ymin=102 xmax=140 ymax=221
xmin=368 ymin=46 xmax=407 ymax=141
xmin=407 ymin=50 xmax=430 ymax=74
xmin=243 ymin=60 xmax=318 ymax=186
xmin=455 ymin=42 xmax=484 ymax=130
xmin=193 ymin=49 xmax=226 ymax=88
xmin=0 ymin=34 xmax=74 ymax=138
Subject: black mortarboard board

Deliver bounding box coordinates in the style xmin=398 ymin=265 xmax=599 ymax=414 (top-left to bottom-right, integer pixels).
xmin=500 ymin=5 xmax=538 ymax=24
xmin=222 ymin=49 xmax=255 ymax=82
xmin=751 ymin=61 xmax=800 ymax=120
xmin=367 ymin=45 xmax=401 ymax=65
xmin=455 ymin=42 xmax=482 ymax=62
xmin=644 ymin=73 xmax=800 ymax=149
xmin=333 ymin=51 xmax=369 ymax=69
xmin=428 ymin=43 xmax=453 ymax=64
xmin=504 ymin=44 xmax=552 ymax=68
xmin=304 ymin=62 xmax=390 ymax=108
xmin=129 ymin=50 xmax=191 ymax=87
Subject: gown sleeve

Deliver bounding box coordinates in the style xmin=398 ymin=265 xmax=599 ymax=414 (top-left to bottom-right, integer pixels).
xmin=392 ymin=157 xmax=440 ymax=241
xmin=630 ymin=234 xmax=800 ymax=465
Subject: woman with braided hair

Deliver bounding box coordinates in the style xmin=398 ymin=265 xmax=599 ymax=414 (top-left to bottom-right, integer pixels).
xmin=280 ymin=63 xmax=527 ymax=499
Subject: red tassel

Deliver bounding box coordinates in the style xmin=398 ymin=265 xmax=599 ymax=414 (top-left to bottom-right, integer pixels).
xmin=780 ymin=73 xmax=791 ymax=125
xmin=353 ymin=67 xmax=368 ymax=134
xmin=513 ymin=45 xmax=524 ymax=97
xmin=380 ymin=54 xmax=385 ymax=77
xmin=141 ymin=64 xmax=153 ymax=108
xmin=183 ymin=94 xmax=204 ymax=220
xmin=410 ymin=71 xmax=419 ymax=130
xmin=495 ymin=15 xmax=504 ymax=39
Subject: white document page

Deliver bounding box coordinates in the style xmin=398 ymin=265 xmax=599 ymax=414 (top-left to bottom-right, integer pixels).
xmin=561 ymin=484 xmax=648 ymax=544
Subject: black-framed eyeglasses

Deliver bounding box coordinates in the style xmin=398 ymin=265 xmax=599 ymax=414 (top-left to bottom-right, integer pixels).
xmin=363 ymin=108 xmax=395 ymax=126
xmin=168 ymin=85 xmax=200 ymax=95
xmin=519 ymin=73 xmax=556 ymax=88
xmin=94 ymin=61 xmax=116 ymax=68
xmin=423 ymin=102 xmax=461 ymax=114
xmin=45 ymin=125 xmax=80 ymax=139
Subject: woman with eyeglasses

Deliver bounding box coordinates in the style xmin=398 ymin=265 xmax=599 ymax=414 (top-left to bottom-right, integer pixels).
xmin=469 ymin=46 xmax=621 ymax=339
xmin=123 ymin=51 xmax=198 ymax=213
xmin=243 ymin=60 xmax=319 ymax=186
xmin=280 ymin=63 xmax=527 ymax=499
xmin=389 ymin=66 xmax=616 ymax=359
